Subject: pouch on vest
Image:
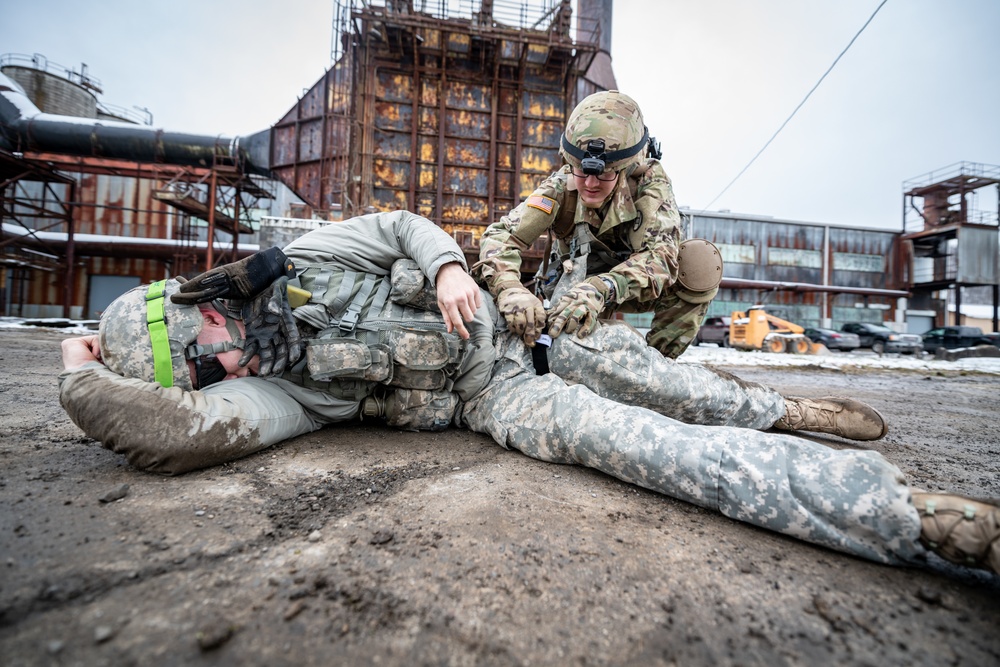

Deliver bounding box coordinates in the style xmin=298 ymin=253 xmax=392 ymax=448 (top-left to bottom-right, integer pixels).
xmin=387 ymin=327 xmax=462 ymax=390
xmin=304 ymin=338 xmax=392 ymax=383
xmin=384 ymin=388 xmax=458 ymax=431
xmin=389 ymin=258 xmax=440 ymax=313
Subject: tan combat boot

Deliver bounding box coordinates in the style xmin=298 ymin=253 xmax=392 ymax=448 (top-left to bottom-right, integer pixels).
xmin=774 ymin=396 xmax=889 ymax=441
xmin=912 ymin=492 xmax=1000 ymax=575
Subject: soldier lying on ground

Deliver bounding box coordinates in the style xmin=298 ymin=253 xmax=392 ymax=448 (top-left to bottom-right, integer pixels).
xmin=58 ymin=210 xmax=999 ymax=578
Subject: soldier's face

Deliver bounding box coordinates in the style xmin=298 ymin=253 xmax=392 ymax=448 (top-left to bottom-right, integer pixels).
xmin=573 ymin=171 xmax=618 ymax=207
xmin=187 ymin=312 xmax=258 ymax=388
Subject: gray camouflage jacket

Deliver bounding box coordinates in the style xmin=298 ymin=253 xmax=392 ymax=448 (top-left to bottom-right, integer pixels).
xmin=59 ymin=211 xmax=498 ymax=475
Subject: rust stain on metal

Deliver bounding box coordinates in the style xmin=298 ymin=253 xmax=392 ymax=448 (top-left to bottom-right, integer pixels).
xmin=373 ymin=159 xmax=410 ymax=188
xmin=261 ymin=2 xmax=590 ymax=224
xmin=416 ymin=164 xmax=437 ymax=189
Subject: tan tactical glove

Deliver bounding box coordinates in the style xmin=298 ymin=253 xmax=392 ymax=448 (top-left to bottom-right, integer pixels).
xmin=495 ymin=281 xmax=547 ymax=347
xmin=547 ymin=277 xmax=610 ymax=339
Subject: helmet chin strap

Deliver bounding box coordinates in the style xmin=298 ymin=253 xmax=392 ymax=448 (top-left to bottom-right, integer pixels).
xmin=184 ymin=301 xmax=246 ymax=360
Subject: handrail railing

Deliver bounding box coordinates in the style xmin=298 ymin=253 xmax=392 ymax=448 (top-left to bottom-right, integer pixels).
xmin=0 ymin=52 xmax=103 ymax=93
xmin=903 ymin=161 xmax=1000 ymax=192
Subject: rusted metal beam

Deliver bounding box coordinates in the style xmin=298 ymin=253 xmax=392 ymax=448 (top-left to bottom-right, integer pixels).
xmin=487 ymin=53 xmax=499 ymax=223
xmin=408 ymin=33 xmax=420 ymax=212
xmin=64 ymin=180 xmax=75 ymax=318
xmin=206 ymin=169 xmax=218 ymax=270
xmin=513 ymin=41 xmax=527 ymax=205
xmin=721 ymin=277 xmax=909 ymax=298
xmin=435 ymin=35 xmax=448 ymax=224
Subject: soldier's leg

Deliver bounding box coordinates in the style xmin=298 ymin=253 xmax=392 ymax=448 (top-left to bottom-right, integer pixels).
xmin=550 ymin=320 xmax=888 ymax=441
xmin=460 ymin=348 xmax=924 ymax=566
xmin=548 ymin=320 xmax=784 ymax=430
xmin=645 ymin=289 xmax=710 ymax=359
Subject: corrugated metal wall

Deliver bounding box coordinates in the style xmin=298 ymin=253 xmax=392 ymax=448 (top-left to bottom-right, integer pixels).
xmin=269 ymin=1 xmax=591 ymax=245
xmin=73 ymin=174 xmax=174 ymax=238
xmin=690 ymin=213 xmax=904 ymax=326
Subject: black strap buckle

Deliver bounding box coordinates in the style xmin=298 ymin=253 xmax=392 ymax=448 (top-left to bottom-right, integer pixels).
xmin=530 ymin=334 xmax=552 ymax=375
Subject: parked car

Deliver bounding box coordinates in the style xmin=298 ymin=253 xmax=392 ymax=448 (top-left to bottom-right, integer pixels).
xmin=804 ymin=327 xmax=860 ymax=351
xmin=840 ymin=322 xmax=923 ymax=355
xmin=695 ymin=316 xmax=731 ymax=347
xmin=921 ymin=325 xmax=1000 ymax=353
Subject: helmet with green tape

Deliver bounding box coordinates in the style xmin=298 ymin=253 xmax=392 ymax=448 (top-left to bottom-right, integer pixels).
xmin=99 ymin=278 xmax=242 ymax=390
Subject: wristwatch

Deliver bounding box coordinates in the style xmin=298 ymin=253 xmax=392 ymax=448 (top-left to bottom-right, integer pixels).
xmin=598 ymin=276 xmax=617 ymax=303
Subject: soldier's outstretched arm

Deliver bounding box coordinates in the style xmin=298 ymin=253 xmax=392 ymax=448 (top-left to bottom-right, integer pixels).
xmin=59 ymin=361 xmax=322 ymax=475
xmin=282 ymin=211 xmax=467 ymax=287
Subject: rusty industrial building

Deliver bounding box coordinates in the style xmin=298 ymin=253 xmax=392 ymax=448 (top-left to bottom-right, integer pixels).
xmin=691 ymin=162 xmax=1000 ymax=334
xmin=1 ymin=0 xmax=998 ymax=334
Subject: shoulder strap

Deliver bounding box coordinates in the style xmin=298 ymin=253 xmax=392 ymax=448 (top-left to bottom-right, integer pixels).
xmin=339 ymin=273 xmax=378 ymax=333
xmin=551 ymin=189 xmax=578 ymax=240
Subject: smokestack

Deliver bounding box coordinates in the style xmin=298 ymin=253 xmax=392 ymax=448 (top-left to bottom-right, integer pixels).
xmin=575 ymin=0 xmax=617 ymax=98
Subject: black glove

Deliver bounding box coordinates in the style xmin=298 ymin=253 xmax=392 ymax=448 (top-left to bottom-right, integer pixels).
xmin=239 ymin=277 xmax=303 ymax=377
xmin=171 ymin=247 xmax=295 ymax=305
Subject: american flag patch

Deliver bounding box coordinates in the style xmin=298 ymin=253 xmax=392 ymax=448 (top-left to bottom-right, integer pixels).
xmin=525 ymin=195 xmax=556 ymax=215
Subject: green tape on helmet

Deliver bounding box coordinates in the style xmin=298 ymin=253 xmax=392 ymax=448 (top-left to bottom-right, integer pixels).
xmin=145 ymin=280 xmax=174 ymax=388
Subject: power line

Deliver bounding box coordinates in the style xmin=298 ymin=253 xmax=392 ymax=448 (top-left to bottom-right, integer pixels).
xmin=702 ymin=0 xmax=889 ymax=212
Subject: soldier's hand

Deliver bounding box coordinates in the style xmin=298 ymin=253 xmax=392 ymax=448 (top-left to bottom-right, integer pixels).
xmin=171 ymin=247 xmax=296 ymax=305
xmin=61 ymin=335 xmax=102 ymax=371
xmin=239 ymin=277 xmax=303 ymax=377
xmin=436 ymin=262 xmax=482 ymax=340
xmin=547 ymin=278 xmax=608 ymax=339
xmin=496 ymin=282 xmax=547 ymax=347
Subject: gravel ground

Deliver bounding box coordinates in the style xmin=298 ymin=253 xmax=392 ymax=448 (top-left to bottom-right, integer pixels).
xmin=1 ymin=328 xmax=998 ymax=667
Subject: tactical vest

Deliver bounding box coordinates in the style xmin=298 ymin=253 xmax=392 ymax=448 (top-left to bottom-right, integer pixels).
xmin=285 ymin=260 xmax=466 ymax=429
xmin=511 ymin=167 xmax=663 ymax=297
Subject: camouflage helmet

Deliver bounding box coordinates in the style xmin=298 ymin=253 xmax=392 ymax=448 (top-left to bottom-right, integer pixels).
xmin=99 ymin=278 xmax=204 ymax=391
xmin=560 ymin=90 xmax=649 ymax=174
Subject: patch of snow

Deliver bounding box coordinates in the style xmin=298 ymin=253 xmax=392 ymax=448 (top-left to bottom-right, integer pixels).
xmin=677 ymin=343 xmax=1000 ymax=376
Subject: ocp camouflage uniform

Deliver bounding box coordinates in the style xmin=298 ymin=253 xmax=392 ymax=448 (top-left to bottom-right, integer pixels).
xmin=60 ymin=211 xmax=925 ymax=568
xmin=477 ymin=160 xmax=707 ymax=359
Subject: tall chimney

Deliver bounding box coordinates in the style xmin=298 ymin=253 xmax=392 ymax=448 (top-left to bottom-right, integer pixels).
xmin=575 ymin=0 xmax=617 ymax=102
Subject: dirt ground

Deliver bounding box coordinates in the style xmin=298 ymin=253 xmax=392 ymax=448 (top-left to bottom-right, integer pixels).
xmin=2 ymin=327 xmax=999 ymax=667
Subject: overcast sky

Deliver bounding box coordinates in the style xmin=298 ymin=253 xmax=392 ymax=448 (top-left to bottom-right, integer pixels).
xmin=2 ymin=0 xmax=998 ymax=230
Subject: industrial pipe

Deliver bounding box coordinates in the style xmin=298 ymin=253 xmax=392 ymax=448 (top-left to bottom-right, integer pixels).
xmin=0 ymin=72 xmax=272 ymax=176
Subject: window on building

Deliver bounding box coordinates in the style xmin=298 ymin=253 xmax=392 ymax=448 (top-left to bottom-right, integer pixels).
xmin=715 ymin=243 xmax=756 ymax=264
xmin=767 ymin=247 xmax=822 ymax=269
xmin=833 ymin=252 xmax=883 ymax=272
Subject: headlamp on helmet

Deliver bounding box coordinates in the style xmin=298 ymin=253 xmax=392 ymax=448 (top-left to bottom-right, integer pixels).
xmin=561 ymin=128 xmax=649 ymax=178
xmin=580 ymin=139 xmax=608 ymax=176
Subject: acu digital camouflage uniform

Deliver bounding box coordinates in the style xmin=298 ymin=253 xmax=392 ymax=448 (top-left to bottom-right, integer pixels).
xmin=477 ymin=91 xmax=713 ymax=359
xmin=61 ymin=211 xmax=930 ymax=569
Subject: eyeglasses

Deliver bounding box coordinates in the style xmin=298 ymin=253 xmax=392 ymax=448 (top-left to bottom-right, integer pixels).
xmin=571 ymin=168 xmax=619 ymax=182
xmin=192 ymin=354 xmax=227 ymax=390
